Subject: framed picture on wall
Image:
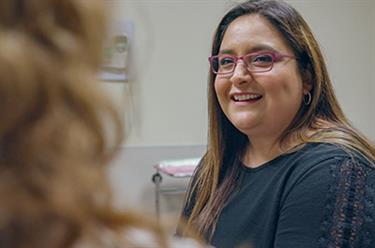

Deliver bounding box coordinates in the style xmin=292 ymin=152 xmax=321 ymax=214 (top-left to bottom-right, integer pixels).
xmin=100 ymin=20 xmax=134 ymax=82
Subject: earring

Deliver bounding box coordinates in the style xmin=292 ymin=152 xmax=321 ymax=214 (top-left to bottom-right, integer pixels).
xmin=304 ymin=92 xmax=312 ymax=106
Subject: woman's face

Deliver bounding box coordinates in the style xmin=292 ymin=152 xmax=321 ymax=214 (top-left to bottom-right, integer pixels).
xmin=214 ymin=14 xmax=310 ymax=141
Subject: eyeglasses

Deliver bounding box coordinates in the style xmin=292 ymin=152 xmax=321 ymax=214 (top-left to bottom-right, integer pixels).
xmin=208 ymin=51 xmax=295 ymax=75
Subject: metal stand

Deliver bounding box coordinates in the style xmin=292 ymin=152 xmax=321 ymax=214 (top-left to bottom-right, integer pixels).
xmin=151 ymin=158 xmax=199 ymax=221
xmin=151 ymin=172 xmax=162 ymax=220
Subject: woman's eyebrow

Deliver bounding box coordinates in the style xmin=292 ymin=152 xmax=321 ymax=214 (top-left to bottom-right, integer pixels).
xmin=218 ymin=44 xmax=278 ymax=55
xmin=217 ymin=49 xmax=234 ymax=55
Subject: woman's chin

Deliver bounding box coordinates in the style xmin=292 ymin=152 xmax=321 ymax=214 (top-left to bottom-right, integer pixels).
xmin=232 ymin=120 xmax=258 ymax=135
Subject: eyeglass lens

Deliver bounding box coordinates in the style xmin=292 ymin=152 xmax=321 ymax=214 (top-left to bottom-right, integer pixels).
xmin=212 ymin=53 xmax=274 ymax=74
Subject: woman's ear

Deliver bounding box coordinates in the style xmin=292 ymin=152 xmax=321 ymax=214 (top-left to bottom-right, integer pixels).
xmin=302 ymin=70 xmax=312 ymax=93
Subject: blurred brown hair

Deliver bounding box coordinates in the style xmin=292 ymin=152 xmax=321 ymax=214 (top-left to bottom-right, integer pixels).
xmin=0 ymin=0 xmax=167 ymax=247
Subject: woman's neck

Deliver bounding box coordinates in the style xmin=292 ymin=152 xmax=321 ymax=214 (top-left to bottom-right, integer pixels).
xmin=243 ymin=134 xmax=301 ymax=168
xmin=243 ymin=139 xmax=282 ymax=168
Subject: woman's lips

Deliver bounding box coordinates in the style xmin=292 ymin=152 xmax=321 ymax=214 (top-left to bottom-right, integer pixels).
xmin=231 ymin=93 xmax=263 ymax=102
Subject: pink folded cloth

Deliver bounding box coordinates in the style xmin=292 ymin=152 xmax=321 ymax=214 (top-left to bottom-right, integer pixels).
xmin=154 ymin=158 xmax=200 ymax=177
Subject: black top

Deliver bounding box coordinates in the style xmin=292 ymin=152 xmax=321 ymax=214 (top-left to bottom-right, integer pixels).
xmin=181 ymin=143 xmax=375 ymax=248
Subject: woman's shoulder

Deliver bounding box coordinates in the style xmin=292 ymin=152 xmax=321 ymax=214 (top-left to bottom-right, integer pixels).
xmin=298 ymin=143 xmax=375 ymax=247
xmin=294 ymin=142 xmax=349 ymax=159
xmin=282 ymin=142 xmax=375 ymax=193
xmin=291 ymin=142 xmax=374 ymax=169
xmin=279 ymin=143 xmax=375 ymax=247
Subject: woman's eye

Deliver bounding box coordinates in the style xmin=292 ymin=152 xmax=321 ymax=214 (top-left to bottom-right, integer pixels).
xmin=219 ymin=57 xmax=235 ymax=66
xmin=251 ymin=54 xmax=273 ymax=65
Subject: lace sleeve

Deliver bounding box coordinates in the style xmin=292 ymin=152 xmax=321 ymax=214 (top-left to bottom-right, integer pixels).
xmin=318 ymin=157 xmax=375 ymax=248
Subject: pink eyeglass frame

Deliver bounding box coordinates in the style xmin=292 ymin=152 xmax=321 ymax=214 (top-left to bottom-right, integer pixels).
xmin=208 ymin=50 xmax=295 ymax=75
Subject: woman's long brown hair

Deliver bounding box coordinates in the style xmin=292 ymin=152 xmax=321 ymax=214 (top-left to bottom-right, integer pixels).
xmin=0 ymin=0 xmax=168 ymax=247
xmin=180 ymin=0 xmax=375 ymax=241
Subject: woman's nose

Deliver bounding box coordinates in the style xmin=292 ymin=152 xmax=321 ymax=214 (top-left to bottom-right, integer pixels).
xmin=229 ymin=61 xmax=253 ymax=86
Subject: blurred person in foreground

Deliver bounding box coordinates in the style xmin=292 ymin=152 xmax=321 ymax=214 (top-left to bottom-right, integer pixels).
xmin=0 ymin=0 xmax=204 ymax=247
xmin=178 ymin=0 xmax=375 ymax=247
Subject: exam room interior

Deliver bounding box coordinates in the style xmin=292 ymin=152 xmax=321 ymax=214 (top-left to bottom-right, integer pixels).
xmin=101 ymin=0 xmax=375 ymax=224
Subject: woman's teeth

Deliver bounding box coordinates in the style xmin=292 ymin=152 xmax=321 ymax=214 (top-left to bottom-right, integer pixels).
xmin=233 ymin=94 xmax=261 ymax=101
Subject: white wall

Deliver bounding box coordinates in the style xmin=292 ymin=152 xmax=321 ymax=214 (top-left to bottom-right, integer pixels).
xmin=290 ymin=0 xmax=375 ymax=140
xmin=105 ymin=0 xmax=233 ymax=146
xmin=105 ymin=0 xmax=375 ymax=219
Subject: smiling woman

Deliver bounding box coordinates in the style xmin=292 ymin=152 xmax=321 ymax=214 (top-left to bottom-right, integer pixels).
xmin=213 ymin=14 xmax=308 ymax=149
xmin=177 ymin=1 xmax=375 ymax=248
